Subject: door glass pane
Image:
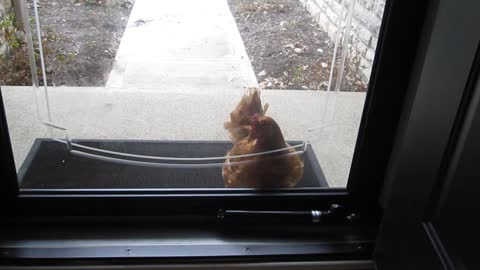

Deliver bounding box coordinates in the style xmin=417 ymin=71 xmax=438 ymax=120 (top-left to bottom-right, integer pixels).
xmin=1 ymin=0 xmax=385 ymax=189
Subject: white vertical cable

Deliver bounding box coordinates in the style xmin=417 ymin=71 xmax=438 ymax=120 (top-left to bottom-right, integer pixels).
xmin=322 ymin=0 xmax=347 ymax=130
xmin=326 ymin=0 xmax=346 ymax=93
xmin=22 ymin=0 xmax=45 ymax=125
xmin=32 ymin=0 xmax=53 ymax=129
xmin=21 ymin=1 xmax=39 ymax=88
xmin=333 ymin=0 xmax=356 ymax=93
xmin=318 ymin=0 xmax=356 ymax=145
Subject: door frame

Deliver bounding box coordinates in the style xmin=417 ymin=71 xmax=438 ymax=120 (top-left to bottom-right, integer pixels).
xmin=375 ymin=0 xmax=480 ymax=268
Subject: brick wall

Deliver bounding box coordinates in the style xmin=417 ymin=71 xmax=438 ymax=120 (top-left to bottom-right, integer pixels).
xmin=299 ymin=0 xmax=385 ymax=81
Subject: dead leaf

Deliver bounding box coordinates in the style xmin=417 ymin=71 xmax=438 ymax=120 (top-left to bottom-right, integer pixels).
xmin=257 ymin=70 xmax=267 ymax=77
xmin=294 ymin=48 xmax=304 ymax=53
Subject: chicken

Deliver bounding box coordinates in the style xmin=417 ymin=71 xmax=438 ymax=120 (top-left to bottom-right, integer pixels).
xmin=224 ymin=87 xmax=269 ymax=143
xmin=222 ymin=114 xmax=304 ymax=188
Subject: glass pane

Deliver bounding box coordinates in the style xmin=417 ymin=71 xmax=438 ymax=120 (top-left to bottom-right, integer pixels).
xmin=1 ymin=0 xmax=385 ymax=189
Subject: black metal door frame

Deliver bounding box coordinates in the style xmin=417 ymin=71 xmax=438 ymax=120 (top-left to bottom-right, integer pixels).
xmin=375 ymin=0 xmax=480 ymax=268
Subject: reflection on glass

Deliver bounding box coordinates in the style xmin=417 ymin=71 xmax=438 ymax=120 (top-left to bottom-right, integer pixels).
xmin=1 ymin=0 xmax=385 ymax=189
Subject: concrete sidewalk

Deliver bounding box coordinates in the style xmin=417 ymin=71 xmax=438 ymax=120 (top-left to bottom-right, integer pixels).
xmin=107 ymin=0 xmax=258 ymax=90
xmin=0 ymin=1 xmax=369 ymax=188
xmin=2 ymin=86 xmax=366 ymax=187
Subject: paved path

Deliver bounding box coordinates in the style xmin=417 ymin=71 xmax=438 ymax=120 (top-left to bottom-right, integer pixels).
xmin=0 ymin=1 xmax=368 ymax=188
xmin=2 ymin=86 xmax=366 ymax=187
xmin=107 ymin=0 xmax=258 ymax=90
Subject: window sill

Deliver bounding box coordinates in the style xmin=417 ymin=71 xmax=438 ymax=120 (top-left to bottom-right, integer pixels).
xmin=0 ymin=218 xmax=375 ymax=262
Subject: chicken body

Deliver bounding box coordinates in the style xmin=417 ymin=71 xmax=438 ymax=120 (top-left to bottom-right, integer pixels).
xmin=222 ymin=115 xmax=304 ymax=188
xmin=224 ymin=88 xmax=269 ymax=143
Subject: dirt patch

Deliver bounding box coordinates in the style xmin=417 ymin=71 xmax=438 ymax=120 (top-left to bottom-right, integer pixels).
xmin=0 ymin=0 xmax=134 ymax=86
xmin=228 ymin=0 xmax=367 ymax=91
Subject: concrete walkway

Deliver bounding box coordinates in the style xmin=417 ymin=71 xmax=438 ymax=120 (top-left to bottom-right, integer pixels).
xmin=107 ymin=0 xmax=258 ymax=90
xmin=0 ymin=0 xmax=368 ymax=188
xmin=2 ymin=86 xmax=366 ymax=187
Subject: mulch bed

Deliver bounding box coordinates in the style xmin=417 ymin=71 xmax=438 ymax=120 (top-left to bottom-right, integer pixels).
xmin=0 ymin=0 xmax=134 ymax=86
xmin=228 ymin=0 xmax=367 ymax=91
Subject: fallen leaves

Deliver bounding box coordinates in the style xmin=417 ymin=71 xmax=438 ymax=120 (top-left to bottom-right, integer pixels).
xmin=257 ymin=70 xmax=267 ymax=77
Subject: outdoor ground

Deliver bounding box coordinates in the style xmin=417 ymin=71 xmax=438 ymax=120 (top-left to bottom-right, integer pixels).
xmin=1 ymin=0 xmax=367 ymax=91
xmin=0 ymin=0 xmax=134 ymax=86
xmin=0 ymin=0 xmax=369 ymax=188
xmin=2 ymin=86 xmax=366 ymax=187
xmin=228 ymin=0 xmax=367 ymax=91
